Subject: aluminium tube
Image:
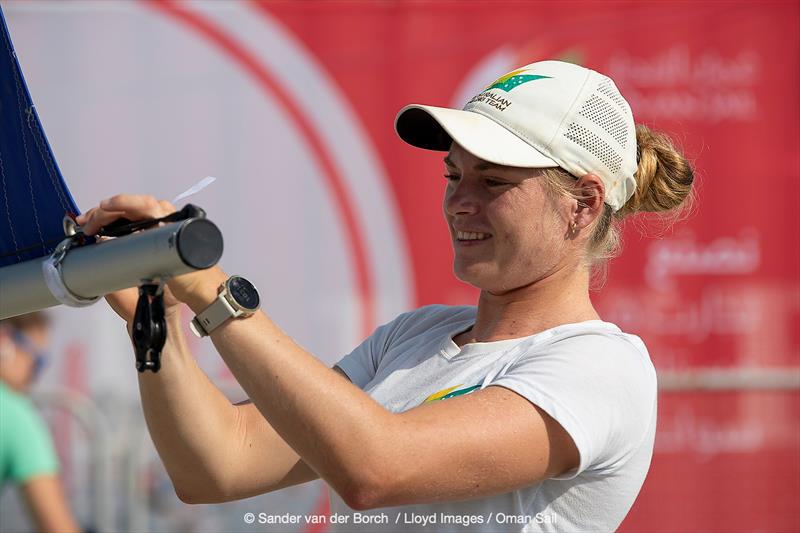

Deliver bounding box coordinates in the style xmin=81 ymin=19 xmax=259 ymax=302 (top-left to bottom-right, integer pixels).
xmin=0 ymin=218 xmax=223 ymax=319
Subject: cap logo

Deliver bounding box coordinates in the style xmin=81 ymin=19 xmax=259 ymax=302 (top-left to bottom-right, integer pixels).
xmin=466 ymin=68 xmax=552 ymax=112
xmin=484 ymin=68 xmax=551 ymax=92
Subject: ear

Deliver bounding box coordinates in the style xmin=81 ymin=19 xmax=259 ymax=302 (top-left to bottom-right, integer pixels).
xmin=571 ymin=173 xmax=605 ymax=231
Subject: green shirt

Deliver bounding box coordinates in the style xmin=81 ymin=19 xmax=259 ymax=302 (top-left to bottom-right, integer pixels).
xmin=0 ymin=382 xmax=58 ymax=484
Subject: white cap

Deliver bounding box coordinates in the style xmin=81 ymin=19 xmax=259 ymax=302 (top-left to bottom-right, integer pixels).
xmin=395 ymin=60 xmax=638 ymax=211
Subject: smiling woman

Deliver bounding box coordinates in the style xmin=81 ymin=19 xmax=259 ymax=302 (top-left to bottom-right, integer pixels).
xmin=441 ymin=144 xmax=581 ymax=296
xmin=77 ymin=60 xmax=694 ymax=532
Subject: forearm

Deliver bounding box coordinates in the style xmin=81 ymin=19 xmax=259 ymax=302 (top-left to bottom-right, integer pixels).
xmin=135 ymin=311 xmax=243 ymax=494
xmin=77 ymin=197 xmax=386 ymax=501
xmin=202 ymin=310 xmax=395 ymax=503
xmin=136 ymin=307 xmax=311 ymax=501
xmin=22 ymin=476 xmax=80 ymax=533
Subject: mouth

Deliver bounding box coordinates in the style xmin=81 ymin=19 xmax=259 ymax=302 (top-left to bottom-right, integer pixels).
xmin=454 ymin=230 xmax=492 ymax=243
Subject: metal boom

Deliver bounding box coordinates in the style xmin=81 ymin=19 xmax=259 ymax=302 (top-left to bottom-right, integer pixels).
xmin=0 ymin=218 xmax=223 ymax=319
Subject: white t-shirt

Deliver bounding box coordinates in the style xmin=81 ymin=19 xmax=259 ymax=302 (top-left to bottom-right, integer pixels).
xmin=332 ymin=305 xmax=657 ymax=532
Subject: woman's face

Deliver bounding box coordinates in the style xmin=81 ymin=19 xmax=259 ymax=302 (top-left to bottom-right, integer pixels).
xmin=443 ymin=143 xmax=573 ymax=294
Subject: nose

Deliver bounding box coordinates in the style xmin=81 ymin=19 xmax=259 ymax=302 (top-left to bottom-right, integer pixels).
xmin=444 ymin=179 xmax=480 ymax=217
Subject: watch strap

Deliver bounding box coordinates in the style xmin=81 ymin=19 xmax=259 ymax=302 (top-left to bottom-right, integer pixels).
xmin=190 ymin=293 xmax=237 ymax=337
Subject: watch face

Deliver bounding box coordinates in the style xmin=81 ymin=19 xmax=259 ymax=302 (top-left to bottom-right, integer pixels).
xmin=228 ymin=276 xmax=260 ymax=311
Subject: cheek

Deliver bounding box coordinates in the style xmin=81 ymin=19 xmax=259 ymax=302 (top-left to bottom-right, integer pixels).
xmin=505 ymin=215 xmax=563 ymax=267
xmin=442 ymin=190 xmax=453 ymax=220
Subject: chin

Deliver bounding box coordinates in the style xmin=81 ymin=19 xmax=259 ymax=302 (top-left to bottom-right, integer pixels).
xmin=453 ymin=264 xmax=496 ymax=290
xmin=454 ymin=264 xmax=537 ymax=295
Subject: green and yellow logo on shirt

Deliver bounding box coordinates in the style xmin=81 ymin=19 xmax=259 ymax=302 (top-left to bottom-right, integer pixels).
xmin=423 ymin=384 xmax=481 ymax=403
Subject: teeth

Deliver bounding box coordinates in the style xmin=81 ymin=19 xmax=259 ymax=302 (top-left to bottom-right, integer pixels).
xmin=456 ymin=231 xmax=490 ymax=241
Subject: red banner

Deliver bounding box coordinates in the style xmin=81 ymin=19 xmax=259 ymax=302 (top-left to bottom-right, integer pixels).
xmin=264 ymin=3 xmax=800 ymax=531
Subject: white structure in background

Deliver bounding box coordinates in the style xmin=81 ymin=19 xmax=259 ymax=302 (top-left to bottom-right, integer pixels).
xmin=4 ymin=1 xmax=412 ymax=531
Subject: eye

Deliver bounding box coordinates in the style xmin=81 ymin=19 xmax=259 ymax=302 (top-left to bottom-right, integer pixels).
xmin=443 ymin=174 xmax=460 ymax=182
xmin=485 ymin=177 xmax=508 ymax=187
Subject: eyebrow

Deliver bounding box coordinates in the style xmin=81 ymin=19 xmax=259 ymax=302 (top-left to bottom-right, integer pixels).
xmin=443 ymin=156 xmax=504 ymax=172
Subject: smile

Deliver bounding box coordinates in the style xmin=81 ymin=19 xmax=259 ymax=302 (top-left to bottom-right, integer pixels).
xmin=455 ymin=231 xmax=491 ymax=241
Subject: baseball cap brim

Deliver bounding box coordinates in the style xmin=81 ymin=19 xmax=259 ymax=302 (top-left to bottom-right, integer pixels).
xmin=395 ymin=104 xmax=559 ymax=169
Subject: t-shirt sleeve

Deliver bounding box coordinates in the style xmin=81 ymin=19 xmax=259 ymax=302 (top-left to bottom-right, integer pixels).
xmin=334 ymin=314 xmax=405 ymax=388
xmin=488 ymin=333 xmax=657 ymax=478
xmin=334 ymin=305 xmax=474 ymax=389
xmin=3 ymin=398 xmax=59 ymax=482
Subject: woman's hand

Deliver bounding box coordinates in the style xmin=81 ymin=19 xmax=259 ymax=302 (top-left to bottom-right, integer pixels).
xmin=75 ymin=194 xmax=224 ymax=323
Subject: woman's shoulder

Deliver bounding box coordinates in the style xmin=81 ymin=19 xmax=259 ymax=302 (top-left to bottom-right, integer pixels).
xmin=535 ymin=321 xmax=657 ymax=385
xmin=538 ymin=320 xmax=648 ymax=352
xmin=387 ymin=304 xmax=476 ymax=331
xmin=376 ymin=304 xmax=476 ymax=348
xmin=408 ymin=304 xmax=477 ymax=322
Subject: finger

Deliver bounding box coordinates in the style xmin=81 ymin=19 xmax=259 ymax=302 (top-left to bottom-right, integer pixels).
xmin=76 ymin=206 xmax=118 ymax=228
xmin=75 ymin=207 xmax=96 ymax=225
xmin=99 ymin=194 xmax=171 ymax=220
xmin=158 ymin=200 xmax=176 ymax=214
xmin=79 ymin=208 xmax=128 ymax=236
xmin=81 ymin=195 xmax=175 ymax=236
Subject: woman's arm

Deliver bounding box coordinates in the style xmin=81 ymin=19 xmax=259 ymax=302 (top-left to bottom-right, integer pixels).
xmin=80 ymin=195 xmax=578 ymax=509
xmin=135 ymin=305 xmax=324 ymax=503
xmin=183 ymin=291 xmax=578 ymax=509
xmin=76 ymin=197 xmax=322 ymax=503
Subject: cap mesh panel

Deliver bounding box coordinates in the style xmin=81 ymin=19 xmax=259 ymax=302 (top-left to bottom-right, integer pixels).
xmin=564 ymin=122 xmax=622 ymax=174
xmin=597 ymin=79 xmax=629 ymax=112
xmin=578 ymin=95 xmax=629 ymax=148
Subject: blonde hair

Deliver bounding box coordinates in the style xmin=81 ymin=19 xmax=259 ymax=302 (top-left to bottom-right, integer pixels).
xmin=541 ymin=124 xmax=696 ymax=274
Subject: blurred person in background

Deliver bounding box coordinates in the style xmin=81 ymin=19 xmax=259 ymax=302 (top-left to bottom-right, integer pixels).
xmin=77 ymin=60 xmax=694 ymax=531
xmin=0 ymin=312 xmax=80 ymax=533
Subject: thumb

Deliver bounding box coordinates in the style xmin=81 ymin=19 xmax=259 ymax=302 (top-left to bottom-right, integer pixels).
xmin=105 ymin=287 xmax=139 ymax=324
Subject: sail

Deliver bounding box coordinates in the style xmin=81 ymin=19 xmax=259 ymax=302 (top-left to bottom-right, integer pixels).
xmin=0 ymin=6 xmax=222 ymax=320
xmin=0 ymin=6 xmax=81 ymax=268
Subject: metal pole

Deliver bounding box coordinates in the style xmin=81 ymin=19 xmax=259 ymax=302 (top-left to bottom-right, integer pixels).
xmin=658 ymin=367 xmax=800 ymax=391
xmin=0 ymin=218 xmax=223 ymax=319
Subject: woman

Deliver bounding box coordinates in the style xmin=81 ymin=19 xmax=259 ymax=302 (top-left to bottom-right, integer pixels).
xmin=77 ymin=60 xmax=694 ymax=531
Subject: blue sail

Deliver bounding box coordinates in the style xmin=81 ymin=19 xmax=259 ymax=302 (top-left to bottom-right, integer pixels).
xmin=0 ymin=6 xmax=81 ymax=268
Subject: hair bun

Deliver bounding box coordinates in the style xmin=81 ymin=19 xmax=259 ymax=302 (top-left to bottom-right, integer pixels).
xmin=617 ymin=124 xmax=695 ymax=217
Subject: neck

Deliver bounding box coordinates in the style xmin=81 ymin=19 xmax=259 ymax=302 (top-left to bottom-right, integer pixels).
xmin=460 ymin=264 xmax=600 ymax=346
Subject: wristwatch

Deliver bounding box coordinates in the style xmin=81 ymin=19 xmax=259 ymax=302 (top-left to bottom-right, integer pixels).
xmin=190 ymin=275 xmax=260 ymax=337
